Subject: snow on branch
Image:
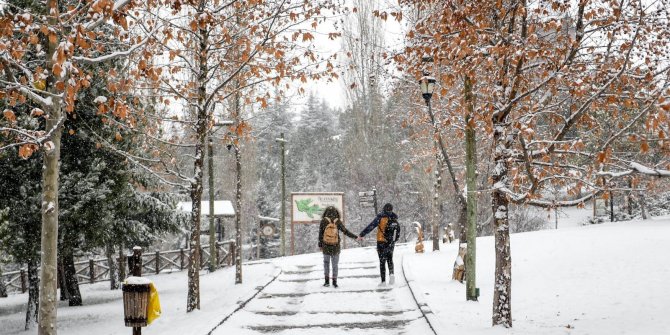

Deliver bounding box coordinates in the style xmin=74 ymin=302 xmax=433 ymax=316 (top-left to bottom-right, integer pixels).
xmin=82 ymin=0 xmax=132 ymax=31
xmin=598 ymin=162 xmax=670 ymax=178
xmin=73 ymin=25 xmax=158 ymax=64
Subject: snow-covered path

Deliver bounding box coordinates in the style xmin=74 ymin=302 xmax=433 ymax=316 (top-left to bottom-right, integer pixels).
xmin=210 ymin=248 xmax=434 ymax=335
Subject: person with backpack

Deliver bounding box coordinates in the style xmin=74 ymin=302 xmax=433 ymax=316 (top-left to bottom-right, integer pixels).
xmin=318 ymin=206 xmax=359 ymax=288
xmin=357 ymin=203 xmax=400 ymax=285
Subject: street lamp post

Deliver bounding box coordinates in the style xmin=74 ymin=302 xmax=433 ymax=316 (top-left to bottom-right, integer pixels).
xmin=419 ymin=76 xmax=440 ymax=251
xmin=276 ymin=133 xmax=287 ymax=257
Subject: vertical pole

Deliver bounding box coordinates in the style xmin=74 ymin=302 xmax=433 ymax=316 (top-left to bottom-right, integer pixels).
xmin=279 ymin=133 xmax=286 ymax=257
xmin=554 ymin=206 xmax=558 ymax=229
xmin=208 ymin=136 xmax=217 ymax=272
xmin=131 ymin=247 xmax=142 ymax=335
xmin=256 ymin=224 xmax=261 ymax=260
xmin=464 ymin=76 xmax=478 ymax=301
xmin=290 ymin=194 xmax=295 ymax=256
xmin=372 ymin=187 xmax=378 ymax=215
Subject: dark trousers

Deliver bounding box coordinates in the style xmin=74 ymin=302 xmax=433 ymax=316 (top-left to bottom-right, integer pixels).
xmin=377 ymin=242 xmax=394 ymax=282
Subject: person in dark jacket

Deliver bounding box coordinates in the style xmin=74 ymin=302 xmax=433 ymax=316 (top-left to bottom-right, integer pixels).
xmin=357 ymin=203 xmax=400 ymax=285
xmin=318 ymin=206 xmax=358 ymax=288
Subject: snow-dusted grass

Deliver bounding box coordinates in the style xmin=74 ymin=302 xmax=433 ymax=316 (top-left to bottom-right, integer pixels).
xmin=0 ymin=262 xmax=277 ymax=335
xmin=405 ymin=215 xmax=670 ymax=334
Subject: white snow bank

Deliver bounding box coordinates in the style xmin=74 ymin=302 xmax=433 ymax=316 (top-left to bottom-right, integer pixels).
xmin=404 ymin=216 xmax=670 ymax=334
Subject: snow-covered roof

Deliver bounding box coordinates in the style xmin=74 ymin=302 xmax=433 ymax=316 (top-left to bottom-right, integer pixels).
xmin=177 ymin=201 xmax=235 ymax=217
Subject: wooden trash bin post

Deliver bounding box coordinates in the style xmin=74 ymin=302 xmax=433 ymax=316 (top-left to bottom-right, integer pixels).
xmin=123 ymin=247 xmax=148 ymax=335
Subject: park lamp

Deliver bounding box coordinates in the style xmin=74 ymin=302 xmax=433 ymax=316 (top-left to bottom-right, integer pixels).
xmin=419 ymin=75 xmax=436 ymax=102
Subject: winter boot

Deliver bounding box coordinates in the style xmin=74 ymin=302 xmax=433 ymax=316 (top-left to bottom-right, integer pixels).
xmin=389 ymin=274 xmax=395 ymax=285
xmin=323 ymin=277 xmax=330 ymax=287
xmin=332 ymin=278 xmax=338 ymax=288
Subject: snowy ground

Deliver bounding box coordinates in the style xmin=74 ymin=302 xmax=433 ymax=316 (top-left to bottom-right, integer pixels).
xmin=2 ymin=209 xmax=669 ymax=334
xmin=406 ymin=214 xmax=670 ymax=334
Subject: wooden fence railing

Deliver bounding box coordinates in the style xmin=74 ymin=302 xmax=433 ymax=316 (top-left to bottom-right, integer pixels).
xmin=1 ymin=241 xmax=235 ymax=296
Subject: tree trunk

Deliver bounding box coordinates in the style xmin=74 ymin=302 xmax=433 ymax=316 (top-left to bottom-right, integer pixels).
xmin=62 ymin=249 xmax=82 ymax=306
xmin=38 ymin=2 xmax=63 ymax=333
xmin=186 ymin=118 xmax=206 ymax=312
xmin=118 ymin=245 xmax=126 ymax=282
xmin=432 ymin=153 xmax=441 ymax=251
xmin=465 ymin=108 xmax=478 ymax=301
xmin=25 ymin=259 xmax=39 ymax=330
xmin=640 ymin=191 xmax=648 ymax=220
xmin=57 ymin=257 xmax=69 ymax=301
xmin=186 ymin=12 xmax=210 ymax=312
xmin=0 ymin=264 xmax=7 ymax=298
xmin=233 ymin=86 xmax=243 ymax=285
xmin=106 ymin=244 xmax=118 ymax=290
xmin=491 ymin=126 xmax=512 ymax=327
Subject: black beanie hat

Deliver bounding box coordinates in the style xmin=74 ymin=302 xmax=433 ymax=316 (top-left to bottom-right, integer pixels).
xmin=383 ymin=203 xmax=393 ymax=212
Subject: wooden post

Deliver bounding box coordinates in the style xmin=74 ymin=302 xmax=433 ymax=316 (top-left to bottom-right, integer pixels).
xmin=131 ymin=247 xmax=142 ymax=335
xmin=155 ymin=251 xmax=160 ymax=275
xmin=132 ymin=247 xmax=142 ymax=277
xmin=20 ymin=269 xmax=27 ymax=293
xmin=179 ymin=248 xmax=185 ymax=270
xmin=89 ymin=259 xmax=95 ymax=283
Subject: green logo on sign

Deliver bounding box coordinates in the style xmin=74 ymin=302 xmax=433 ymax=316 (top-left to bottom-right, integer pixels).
xmin=295 ymin=199 xmax=323 ymax=218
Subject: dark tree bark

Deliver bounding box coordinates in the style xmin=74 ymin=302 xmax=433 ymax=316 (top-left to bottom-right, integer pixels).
xmin=106 ymin=244 xmax=118 ymax=290
xmin=25 ymin=259 xmax=39 ymax=330
xmin=58 ymin=256 xmax=69 ymax=301
xmin=118 ymin=244 xmax=126 ymax=282
xmin=0 ymin=262 xmax=7 ymax=298
xmin=62 ymin=248 xmax=82 ymax=306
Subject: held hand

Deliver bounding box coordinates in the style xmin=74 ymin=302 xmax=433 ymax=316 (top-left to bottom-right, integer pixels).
xmin=356 ymin=236 xmax=364 ymax=242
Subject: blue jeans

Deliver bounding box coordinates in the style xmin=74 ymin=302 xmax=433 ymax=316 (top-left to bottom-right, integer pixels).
xmin=323 ymin=253 xmax=340 ymax=279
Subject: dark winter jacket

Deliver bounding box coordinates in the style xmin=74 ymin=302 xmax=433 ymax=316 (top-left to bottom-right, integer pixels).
xmin=360 ymin=211 xmax=400 ymax=244
xmin=318 ymin=217 xmax=357 ymax=255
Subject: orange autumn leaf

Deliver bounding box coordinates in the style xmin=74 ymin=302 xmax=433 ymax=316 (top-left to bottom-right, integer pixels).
xmin=3 ymin=109 xmax=16 ymax=122
xmin=640 ymin=140 xmax=649 ymax=153
xmin=18 ymin=144 xmax=38 ymax=159
xmin=302 ymin=32 xmax=314 ymax=42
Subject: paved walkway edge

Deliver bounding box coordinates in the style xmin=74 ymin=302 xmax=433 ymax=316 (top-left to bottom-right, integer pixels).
xmin=402 ymin=254 xmax=447 ymax=335
xmin=206 ymin=266 xmax=282 ymax=335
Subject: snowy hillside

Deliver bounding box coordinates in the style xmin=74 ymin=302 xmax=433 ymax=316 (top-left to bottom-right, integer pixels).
xmin=1 ymin=215 xmax=669 ymax=334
